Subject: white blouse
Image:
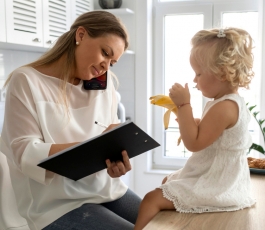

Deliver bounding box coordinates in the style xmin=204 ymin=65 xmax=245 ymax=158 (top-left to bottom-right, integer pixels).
xmin=0 ymin=67 xmax=128 ymax=230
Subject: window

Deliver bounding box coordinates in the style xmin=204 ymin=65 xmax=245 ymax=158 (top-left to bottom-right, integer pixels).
xmin=152 ymin=0 xmax=260 ymax=170
xmin=164 ymin=14 xmax=203 ymax=161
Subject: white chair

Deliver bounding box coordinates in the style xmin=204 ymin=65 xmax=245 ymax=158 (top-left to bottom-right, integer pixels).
xmin=0 ymin=137 xmax=29 ymax=230
xmin=116 ymin=91 xmax=126 ymax=123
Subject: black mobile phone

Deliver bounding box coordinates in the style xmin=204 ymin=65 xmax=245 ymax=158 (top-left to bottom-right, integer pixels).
xmin=83 ymin=71 xmax=107 ymax=90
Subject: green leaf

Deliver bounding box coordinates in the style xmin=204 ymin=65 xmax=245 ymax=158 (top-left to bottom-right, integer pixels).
xmin=249 ymin=143 xmax=265 ymax=154
xmin=248 ymin=105 xmax=257 ymax=111
xmin=253 ymin=111 xmax=259 ymax=117
xmin=258 ymin=119 xmax=265 ymax=126
xmin=263 ymin=127 xmax=265 ymax=133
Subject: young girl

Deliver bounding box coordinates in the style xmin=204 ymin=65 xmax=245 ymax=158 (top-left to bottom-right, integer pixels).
xmin=134 ymin=27 xmax=256 ymax=229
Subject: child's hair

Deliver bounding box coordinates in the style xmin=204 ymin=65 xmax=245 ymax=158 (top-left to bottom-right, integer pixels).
xmin=190 ymin=27 xmax=254 ymax=89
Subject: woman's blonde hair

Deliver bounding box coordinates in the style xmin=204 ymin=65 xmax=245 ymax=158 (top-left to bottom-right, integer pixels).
xmin=4 ymin=10 xmax=128 ymax=111
xmin=190 ymin=27 xmax=254 ymax=89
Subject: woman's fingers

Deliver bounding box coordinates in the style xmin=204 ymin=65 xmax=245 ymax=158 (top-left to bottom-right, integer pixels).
xmin=121 ymin=150 xmax=132 ymax=171
xmin=105 ymin=150 xmax=131 ymax=178
xmin=106 ymin=161 xmax=125 ymax=177
xmin=103 ymin=123 xmax=120 ymax=133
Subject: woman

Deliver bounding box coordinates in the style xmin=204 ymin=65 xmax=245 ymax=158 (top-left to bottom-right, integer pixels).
xmin=0 ymin=11 xmax=141 ymax=230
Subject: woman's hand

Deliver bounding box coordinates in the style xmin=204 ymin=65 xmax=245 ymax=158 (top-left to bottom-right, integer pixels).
xmin=106 ymin=150 xmax=132 ymax=178
xmin=103 ymin=123 xmax=120 ymax=133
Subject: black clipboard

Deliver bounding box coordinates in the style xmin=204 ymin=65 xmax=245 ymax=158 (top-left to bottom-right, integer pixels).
xmin=38 ymin=121 xmax=160 ymax=181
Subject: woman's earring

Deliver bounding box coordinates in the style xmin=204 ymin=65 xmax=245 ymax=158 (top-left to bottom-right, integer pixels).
xmin=76 ymin=41 xmax=79 ymax=45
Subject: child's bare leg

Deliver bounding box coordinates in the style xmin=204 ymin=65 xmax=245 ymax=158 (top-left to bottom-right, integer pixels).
xmin=134 ymin=188 xmax=175 ymax=230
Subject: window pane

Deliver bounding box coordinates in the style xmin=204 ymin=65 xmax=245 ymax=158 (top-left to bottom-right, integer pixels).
xmin=164 ymin=14 xmax=204 ymax=157
xmin=165 ymin=128 xmax=192 ymax=158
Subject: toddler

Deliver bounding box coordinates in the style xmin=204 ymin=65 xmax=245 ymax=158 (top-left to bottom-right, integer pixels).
xmin=134 ymin=27 xmax=256 ymax=229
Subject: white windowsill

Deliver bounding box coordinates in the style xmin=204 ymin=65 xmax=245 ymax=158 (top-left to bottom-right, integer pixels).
xmin=144 ymin=168 xmax=178 ymax=175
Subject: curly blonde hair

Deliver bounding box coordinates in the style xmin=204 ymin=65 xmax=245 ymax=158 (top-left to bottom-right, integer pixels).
xmin=190 ymin=27 xmax=254 ymax=89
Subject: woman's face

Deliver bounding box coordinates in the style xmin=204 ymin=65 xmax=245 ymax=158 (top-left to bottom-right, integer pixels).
xmin=74 ymin=27 xmax=125 ymax=81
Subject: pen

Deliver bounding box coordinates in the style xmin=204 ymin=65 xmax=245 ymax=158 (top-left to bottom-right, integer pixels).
xmin=95 ymin=121 xmax=108 ymax=128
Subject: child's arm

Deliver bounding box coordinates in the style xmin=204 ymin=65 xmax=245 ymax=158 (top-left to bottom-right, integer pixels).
xmin=169 ymin=83 xmax=238 ymax=152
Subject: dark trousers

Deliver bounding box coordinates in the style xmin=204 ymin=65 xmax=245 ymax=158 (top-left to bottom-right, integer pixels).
xmin=43 ymin=189 xmax=142 ymax=230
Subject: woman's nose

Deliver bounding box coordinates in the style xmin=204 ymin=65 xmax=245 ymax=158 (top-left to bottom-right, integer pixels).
xmin=101 ymin=59 xmax=111 ymax=71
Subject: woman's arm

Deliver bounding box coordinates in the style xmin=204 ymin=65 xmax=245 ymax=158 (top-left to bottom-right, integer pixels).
xmin=48 ymin=143 xmax=79 ymax=156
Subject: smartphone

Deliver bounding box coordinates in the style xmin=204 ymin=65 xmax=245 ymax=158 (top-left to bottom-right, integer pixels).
xmin=83 ymin=71 xmax=107 ymax=90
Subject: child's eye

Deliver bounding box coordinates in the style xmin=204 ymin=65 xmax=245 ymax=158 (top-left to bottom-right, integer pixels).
xmin=196 ymin=74 xmax=201 ymax=77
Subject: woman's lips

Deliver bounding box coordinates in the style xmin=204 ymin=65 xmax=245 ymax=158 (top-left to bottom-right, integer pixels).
xmin=92 ymin=66 xmax=99 ymax=76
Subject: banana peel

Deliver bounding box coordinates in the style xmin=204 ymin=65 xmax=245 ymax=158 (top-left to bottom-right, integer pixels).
xmin=149 ymin=95 xmax=182 ymax=145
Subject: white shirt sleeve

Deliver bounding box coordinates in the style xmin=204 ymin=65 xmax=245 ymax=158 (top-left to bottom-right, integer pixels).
xmin=2 ymin=71 xmax=53 ymax=184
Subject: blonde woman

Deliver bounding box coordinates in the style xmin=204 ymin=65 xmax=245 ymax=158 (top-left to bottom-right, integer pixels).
xmin=134 ymin=28 xmax=256 ymax=230
xmin=1 ymin=11 xmax=141 ymax=230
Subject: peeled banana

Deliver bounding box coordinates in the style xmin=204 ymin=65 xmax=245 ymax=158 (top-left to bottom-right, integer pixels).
xmin=150 ymin=95 xmax=181 ymax=145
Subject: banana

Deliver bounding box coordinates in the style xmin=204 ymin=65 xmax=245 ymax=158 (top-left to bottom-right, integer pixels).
xmin=149 ymin=95 xmax=178 ymax=128
xmin=150 ymin=95 xmax=182 ymax=145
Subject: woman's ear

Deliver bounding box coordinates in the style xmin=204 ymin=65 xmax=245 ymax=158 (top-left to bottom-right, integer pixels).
xmin=75 ymin=26 xmax=86 ymax=44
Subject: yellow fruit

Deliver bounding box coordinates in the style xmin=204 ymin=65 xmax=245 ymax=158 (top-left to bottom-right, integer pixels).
xmin=149 ymin=95 xmax=181 ymax=145
xmin=149 ymin=95 xmax=178 ymax=116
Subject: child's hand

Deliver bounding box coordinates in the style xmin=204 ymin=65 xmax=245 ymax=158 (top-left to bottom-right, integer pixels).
xmin=169 ymin=83 xmax=190 ymax=107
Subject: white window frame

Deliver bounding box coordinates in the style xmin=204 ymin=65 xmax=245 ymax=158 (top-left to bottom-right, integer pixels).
xmin=152 ymin=0 xmax=260 ymax=170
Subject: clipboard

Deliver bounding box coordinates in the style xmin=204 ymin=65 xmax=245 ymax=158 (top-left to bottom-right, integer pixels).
xmin=38 ymin=121 xmax=160 ymax=181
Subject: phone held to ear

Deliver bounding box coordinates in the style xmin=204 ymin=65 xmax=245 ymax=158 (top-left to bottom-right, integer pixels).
xmin=83 ymin=71 xmax=107 ymax=90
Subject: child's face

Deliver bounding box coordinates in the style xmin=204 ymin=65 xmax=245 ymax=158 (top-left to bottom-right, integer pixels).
xmin=190 ymin=55 xmax=224 ymax=99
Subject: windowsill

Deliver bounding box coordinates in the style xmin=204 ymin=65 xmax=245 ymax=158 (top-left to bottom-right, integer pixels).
xmin=144 ymin=168 xmax=179 ymax=175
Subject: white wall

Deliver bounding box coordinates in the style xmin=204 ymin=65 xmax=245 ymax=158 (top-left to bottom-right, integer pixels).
xmin=93 ymin=0 xmax=138 ymax=189
xmin=0 ymin=49 xmax=43 ymax=132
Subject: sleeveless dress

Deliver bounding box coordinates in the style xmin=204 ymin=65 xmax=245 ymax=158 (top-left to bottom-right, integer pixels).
xmin=160 ymin=94 xmax=256 ymax=213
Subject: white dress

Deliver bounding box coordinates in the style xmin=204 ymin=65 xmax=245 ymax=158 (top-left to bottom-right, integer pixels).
xmin=0 ymin=67 xmax=128 ymax=229
xmin=160 ymin=94 xmax=256 ymax=213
